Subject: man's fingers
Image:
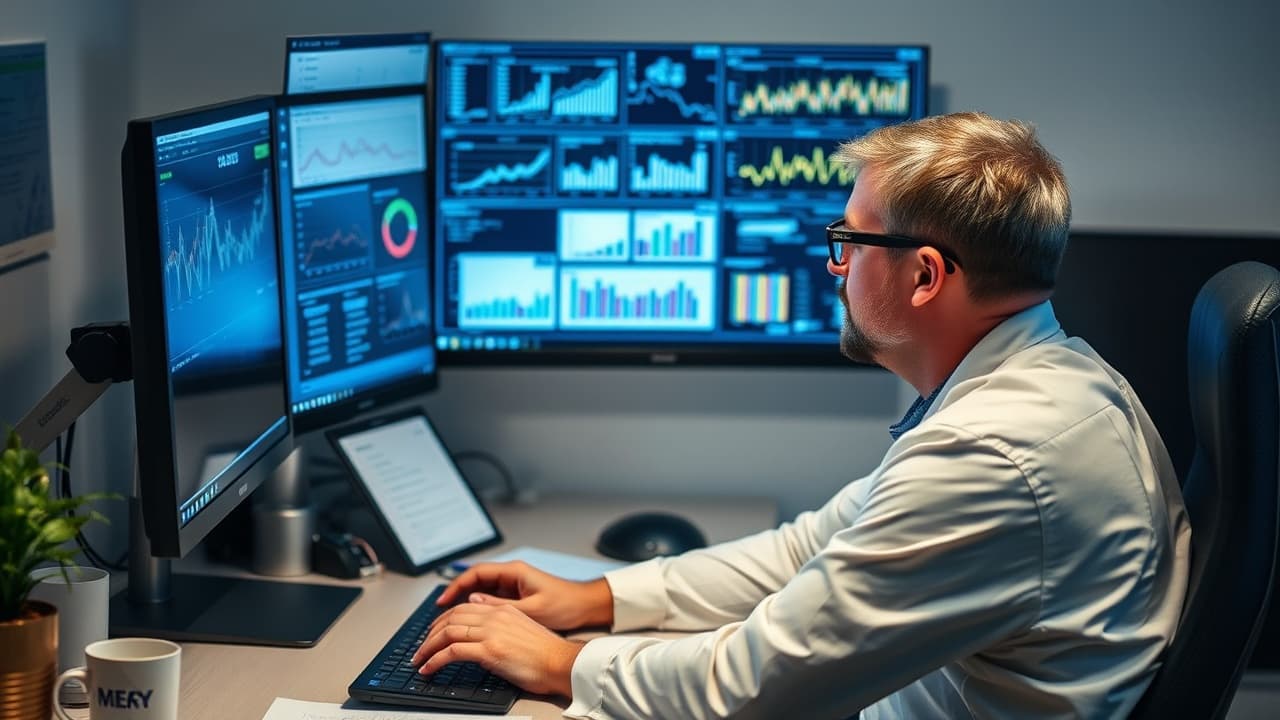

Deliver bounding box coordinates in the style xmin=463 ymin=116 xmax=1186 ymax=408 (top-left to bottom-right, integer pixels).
xmin=419 ymin=640 xmax=488 ymax=676
xmin=438 ymin=563 xmax=523 ymax=605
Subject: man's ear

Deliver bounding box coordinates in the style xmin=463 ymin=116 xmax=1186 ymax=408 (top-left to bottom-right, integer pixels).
xmin=910 ymin=248 xmax=947 ymax=308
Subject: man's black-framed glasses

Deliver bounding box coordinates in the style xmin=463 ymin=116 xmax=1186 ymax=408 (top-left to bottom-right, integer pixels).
xmin=826 ymin=220 xmax=962 ymax=274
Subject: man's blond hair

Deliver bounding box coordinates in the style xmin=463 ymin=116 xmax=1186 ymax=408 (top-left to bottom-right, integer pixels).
xmin=834 ymin=112 xmax=1071 ymax=300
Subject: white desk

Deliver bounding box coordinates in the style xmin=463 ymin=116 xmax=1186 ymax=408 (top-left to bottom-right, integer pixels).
xmin=176 ymin=494 xmax=777 ymax=720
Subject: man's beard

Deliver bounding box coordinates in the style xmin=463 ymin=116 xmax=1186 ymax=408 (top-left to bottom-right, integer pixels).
xmin=837 ymin=279 xmax=885 ymax=366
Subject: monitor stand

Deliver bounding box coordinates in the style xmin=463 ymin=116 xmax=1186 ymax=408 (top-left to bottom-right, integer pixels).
xmin=109 ymin=497 xmax=360 ymax=648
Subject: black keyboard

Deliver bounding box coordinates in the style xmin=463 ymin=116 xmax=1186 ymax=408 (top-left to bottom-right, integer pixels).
xmin=347 ymin=584 xmax=519 ymax=713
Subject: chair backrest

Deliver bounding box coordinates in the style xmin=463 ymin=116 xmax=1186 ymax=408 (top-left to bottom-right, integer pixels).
xmin=1132 ymin=260 xmax=1280 ymax=719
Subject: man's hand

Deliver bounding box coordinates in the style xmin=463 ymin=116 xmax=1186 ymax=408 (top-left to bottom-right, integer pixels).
xmin=412 ymin=601 xmax=585 ymax=697
xmin=437 ymin=560 xmax=613 ymax=631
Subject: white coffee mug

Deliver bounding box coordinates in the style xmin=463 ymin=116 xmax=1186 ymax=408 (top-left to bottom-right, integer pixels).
xmin=52 ymin=638 xmax=181 ymax=720
xmin=29 ymin=564 xmax=111 ymax=706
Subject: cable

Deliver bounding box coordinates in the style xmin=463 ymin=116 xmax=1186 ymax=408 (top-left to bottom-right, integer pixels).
xmin=450 ymin=449 xmax=536 ymax=504
xmin=58 ymin=422 xmax=127 ymax=571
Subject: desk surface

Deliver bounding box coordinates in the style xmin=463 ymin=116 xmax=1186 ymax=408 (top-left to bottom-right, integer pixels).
xmin=176 ymin=494 xmax=777 ymax=720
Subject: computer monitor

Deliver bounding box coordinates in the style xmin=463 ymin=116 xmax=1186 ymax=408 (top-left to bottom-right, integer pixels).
xmin=432 ymin=40 xmax=929 ymax=364
xmin=277 ymin=33 xmax=436 ymax=433
xmin=285 ymin=31 xmax=430 ymax=95
xmin=114 ymin=95 xmax=359 ymax=645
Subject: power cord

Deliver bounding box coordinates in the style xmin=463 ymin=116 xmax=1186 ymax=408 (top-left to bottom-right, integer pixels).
xmin=57 ymin=422 xmax=127 ymax=571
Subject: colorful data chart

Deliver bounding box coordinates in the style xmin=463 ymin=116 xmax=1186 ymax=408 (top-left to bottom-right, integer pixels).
xmin=632 ymin=210 xmax=717 ymax=262
xmin=730 ymin=271 xmax=791 ymax=325
xmin=560 ymin=266 xmax=715 ymax=330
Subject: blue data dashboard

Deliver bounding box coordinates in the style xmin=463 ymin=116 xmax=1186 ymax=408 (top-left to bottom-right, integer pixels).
xmin=276 ymin=93 xmax=436 ymax=419
xmin=433 ymin=41 xmax=928 ymax=361
xmin=155 ymin=112 xmax=282 ymax=383
xmin=150 ymin=108 xmax=288 ymax=520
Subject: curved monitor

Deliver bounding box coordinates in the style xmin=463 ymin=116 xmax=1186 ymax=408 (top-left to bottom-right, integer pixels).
xmin=121 ymin=96 xmax=293 ymax=558
xmin=276 ymin=32 xmax=436 ymax=433
xmin=432 ymin=40 xmax=929 ymax=365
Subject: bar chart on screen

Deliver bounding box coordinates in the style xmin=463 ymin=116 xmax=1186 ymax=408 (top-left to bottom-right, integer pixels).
xmin=495 ymin=55 xmax=620 ymax=121
xmin=729 ymin=271 xmax=791 ymax=325
xmin=629 ymin=133 xmax=713 ymax=196
xmin=632 ymin=209 xmax=717 ymax=262
xmin=456 ymin=252 xmax=557 ymax=330
xmin=559 ymin=266 xmax=715 ymax=330
xmin=558 ymin=135 xmax=621 ymax=195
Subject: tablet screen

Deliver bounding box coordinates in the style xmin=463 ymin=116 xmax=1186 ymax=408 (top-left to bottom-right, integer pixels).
xmin=330 ymin=411 xmax=500 ymax=570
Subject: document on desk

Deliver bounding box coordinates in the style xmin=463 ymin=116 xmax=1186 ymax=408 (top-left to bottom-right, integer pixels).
xmin=484 ymin=546 xmax=624 ymax=581
xmin=262 ymin=697 xmax=530 ymax=720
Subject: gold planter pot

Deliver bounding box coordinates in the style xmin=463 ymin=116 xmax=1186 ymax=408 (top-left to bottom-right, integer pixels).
xmin=0 ymin=600 xmax=57 ymax=720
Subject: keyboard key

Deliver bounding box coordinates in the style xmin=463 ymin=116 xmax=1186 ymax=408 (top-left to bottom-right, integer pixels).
xmin=444 ymin=686 xmax=475 ymax=700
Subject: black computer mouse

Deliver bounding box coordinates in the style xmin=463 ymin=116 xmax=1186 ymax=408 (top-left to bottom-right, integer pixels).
xmin=595 ymin=511 xmax=708 ymax=562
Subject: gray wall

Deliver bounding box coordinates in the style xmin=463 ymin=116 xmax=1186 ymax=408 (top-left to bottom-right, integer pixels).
xmin=3 ymin=0 xmax=1278 ymax=555
xmin=1 ymin=0 xmax=134 ymax=559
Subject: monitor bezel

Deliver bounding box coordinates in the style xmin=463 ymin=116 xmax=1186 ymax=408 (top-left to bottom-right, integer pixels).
xmin=430 ymin=39 xmax=930 ymax=367
xmin=274 ymin=87 xmax=440 ymax=435
xmin=121 ymin=94 xmax=293 ymax=558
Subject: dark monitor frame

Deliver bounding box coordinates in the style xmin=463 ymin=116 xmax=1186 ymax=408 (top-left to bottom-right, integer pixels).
xmin=120 ymin=95 xmax=293 ymax=559
xmin=275 ymin=84 xmax=439 ymax=435
xmin=431 ymin=39 xmax=929 ymax=367
xmin=1054 ymin=229 xmax=1280 ymax=482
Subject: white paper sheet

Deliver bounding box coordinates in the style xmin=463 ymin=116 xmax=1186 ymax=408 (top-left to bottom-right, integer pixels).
xmin=483 ymin=546 xmax=624 ymax=581
xmin=262 ymin=697 xmax=530 ymax=720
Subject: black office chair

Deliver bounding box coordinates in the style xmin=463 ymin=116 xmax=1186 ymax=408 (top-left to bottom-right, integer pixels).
xmin=1131 ymin=261 xmax=1280 ymax=719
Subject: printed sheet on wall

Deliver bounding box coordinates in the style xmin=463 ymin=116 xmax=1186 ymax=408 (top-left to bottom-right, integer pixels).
xmin=0 ymin=41 xmax=54 ymax=270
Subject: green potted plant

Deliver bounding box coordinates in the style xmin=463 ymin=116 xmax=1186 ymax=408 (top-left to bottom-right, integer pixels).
xmin=0 ymin=427 xmax=110 ymax=720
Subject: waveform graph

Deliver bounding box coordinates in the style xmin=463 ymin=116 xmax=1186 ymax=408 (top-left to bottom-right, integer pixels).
xmin=725 ymin=50 xmax=916 ymax=125
xmin=289 ymin=95 xmax=426 ymax=190
xmin=494 ymin=55 xmax=620 ymax=122
xmin=560 ymin=266 xmax=715 ymax=330
xmin=629 ymin=134 xmax=713 ymax=196
xmin=162 ymin=166 xmax=276 ymax=309
xmin=292 ymin=184 xmax=374 ymax=281
xmin=624 ymin=47 xmax=719 ymax=125
xmin=376 ymin=270 xmax=432 ymax=342
xmin=558 ymin=135 xmax=621 ymax=195
xmin=726 ymin=136 xmax=854 ymax=198
xmin=157 ymin=132 xmax=282 ymax=370
xmin=632 ymin=209 xmax=717 ymax=263
xmin=558 ymin=209 xmax=630 ymax=262
xmin=446 ymin=135 xmax=552 ymax=197
xmin=457 ymin=253 xmax=557 ymax=330
xmin=731 ymin=71 xmax=911 ymax=121
xmin=729 ymin=271 xmax=791 ymax=325
xmin=446 ymin=56 xmax=490 ymax=122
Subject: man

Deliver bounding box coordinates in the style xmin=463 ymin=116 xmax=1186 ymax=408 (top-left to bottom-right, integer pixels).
xmin=412 ymin=112 xmax=1192 ymax=718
